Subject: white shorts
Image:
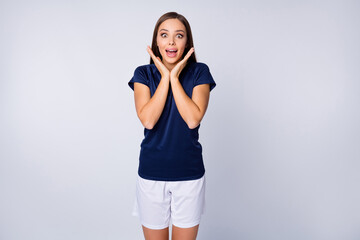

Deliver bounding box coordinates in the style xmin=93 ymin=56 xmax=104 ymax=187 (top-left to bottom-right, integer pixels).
xmin=132 ymin=174 xmax=206 ymax=229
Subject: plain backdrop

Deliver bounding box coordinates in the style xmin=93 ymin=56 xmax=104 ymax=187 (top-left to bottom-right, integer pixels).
xmin=1 ymin=0 xmax=359 ymax=239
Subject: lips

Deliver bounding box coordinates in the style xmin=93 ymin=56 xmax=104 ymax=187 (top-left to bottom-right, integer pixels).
xmin=165 ymin=48 xmax=178 ymax=58
xmin=166 ymin=48 xmax=178 ymax=52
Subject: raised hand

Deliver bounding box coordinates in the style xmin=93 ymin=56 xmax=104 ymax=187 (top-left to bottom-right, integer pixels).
xmin=147 ymin=46 xmax=170 ymax=79
xmin=170 ymin=47 xmax=194 ymax=80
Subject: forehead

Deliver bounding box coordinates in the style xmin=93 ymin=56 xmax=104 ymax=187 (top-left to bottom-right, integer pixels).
xmin=158 ymin=18 xmax=186 ymax=32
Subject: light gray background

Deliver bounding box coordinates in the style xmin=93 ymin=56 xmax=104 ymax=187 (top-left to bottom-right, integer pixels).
xmin=1 ymin=0 xmax=359 ymax=239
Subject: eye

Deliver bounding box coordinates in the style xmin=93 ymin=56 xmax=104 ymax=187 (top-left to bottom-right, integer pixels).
xmin=160 ymin=33 xmax=167 ymax=38
xmin=177 ymin=34 xmax=184 ymax=38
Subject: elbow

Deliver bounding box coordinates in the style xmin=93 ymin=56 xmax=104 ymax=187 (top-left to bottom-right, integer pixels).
xmin=142 ymin=120 xmax=155 ymax=130
xmin=138 ymin=112 xmax=155 ymax=130
xmin=144 ymin=125 xmax=154 ymax=130
xmin=186 ymin=114 xmax=203 ymax=129
xmin=187 ymin=120 xmax=200 ymax=129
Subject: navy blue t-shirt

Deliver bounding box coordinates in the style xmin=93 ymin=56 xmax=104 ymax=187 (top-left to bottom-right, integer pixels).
xmin=128 ymin=61 xmax=216 ymax=181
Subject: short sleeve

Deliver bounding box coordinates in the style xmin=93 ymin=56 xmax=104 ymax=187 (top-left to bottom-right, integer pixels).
xmin=128 ymin=66 xmax=149 ymax=91
xmin=194 ymin=63 xmax=216 ymax=91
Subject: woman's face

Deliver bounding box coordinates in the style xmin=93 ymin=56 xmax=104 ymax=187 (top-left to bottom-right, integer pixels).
xmin=156 ymin=18 xmax=187 ymax=69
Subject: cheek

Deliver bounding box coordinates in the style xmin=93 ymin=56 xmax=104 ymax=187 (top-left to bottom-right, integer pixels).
xmin=179 ymin=43 xmax=187 ymax=53
xmin=156 ymin=38 xmax=164 ymax=48
xmin=157 ymin=44 xmax=165 ymax=55
xmin=179 ymin=39 xmax=187 ymax=50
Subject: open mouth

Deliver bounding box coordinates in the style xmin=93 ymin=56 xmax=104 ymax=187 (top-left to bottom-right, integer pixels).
xmin=165 ymin=49 xmax=178 ymax=58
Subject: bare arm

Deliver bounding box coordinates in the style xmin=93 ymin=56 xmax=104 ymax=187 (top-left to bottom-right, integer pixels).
xmin=168 ymin=47 xmax=211 ymax=129
xmin=133 ymin=46 xmax=171 ymax=130
xmin=170 ymin=80 xmax=210 ymax=129
xmin=133 ymin=78 xmax=169 ymax=130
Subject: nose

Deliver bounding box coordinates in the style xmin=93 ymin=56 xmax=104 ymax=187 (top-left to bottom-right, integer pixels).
xmin=169 ymin=38 xmax=175 ymax=45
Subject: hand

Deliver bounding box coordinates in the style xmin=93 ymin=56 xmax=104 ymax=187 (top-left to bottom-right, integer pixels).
xmin=170 ymin=47 xmax=194 ymax=80
xmin=147 ymin=46 xmax=170 ymax=79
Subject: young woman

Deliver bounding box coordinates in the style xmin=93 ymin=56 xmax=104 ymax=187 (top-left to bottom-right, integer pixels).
xmin=128 ymin=12 xmax=216 ymax=240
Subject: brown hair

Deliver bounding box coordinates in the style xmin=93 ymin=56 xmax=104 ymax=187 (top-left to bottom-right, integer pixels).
xmin=150 ymin=12 xmax=197 ymax=64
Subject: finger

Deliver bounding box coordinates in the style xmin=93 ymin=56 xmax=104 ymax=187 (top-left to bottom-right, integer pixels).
xmin=181 ymin=47 xmax=195 ymax=63
xmin=146 ymin=45 xmax=154 ymax=57
xmin=147 ymin=46 xmax=158 ymax=62
xmin=185 ymin=47 xmax=194 ymax=58
xmin=147 ymin=47 xmax=164 ymax=67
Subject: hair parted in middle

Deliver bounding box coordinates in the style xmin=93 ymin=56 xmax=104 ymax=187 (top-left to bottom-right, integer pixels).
xmin=150 ymin=12 xmax=197 ymax=64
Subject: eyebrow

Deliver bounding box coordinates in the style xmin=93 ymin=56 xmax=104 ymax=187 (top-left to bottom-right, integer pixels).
xmin=159 ymin=29 xmax=185 ymax=33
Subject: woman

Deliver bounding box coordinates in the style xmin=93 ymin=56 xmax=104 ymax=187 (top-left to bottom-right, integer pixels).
xmin=128 ymin=12 xmax=216 ymax=240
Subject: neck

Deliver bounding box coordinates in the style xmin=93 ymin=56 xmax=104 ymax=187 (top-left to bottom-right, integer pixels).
xmin=163 ymin=61 xmax=175 ymax=71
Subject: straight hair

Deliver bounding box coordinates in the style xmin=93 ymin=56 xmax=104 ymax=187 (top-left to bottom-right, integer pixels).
xmin=150 ymin=12 xmax=197 ymax=64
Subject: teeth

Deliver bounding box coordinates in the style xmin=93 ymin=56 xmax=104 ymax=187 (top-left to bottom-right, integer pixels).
xmin=167 ymin=50 xmax=177 ymax=52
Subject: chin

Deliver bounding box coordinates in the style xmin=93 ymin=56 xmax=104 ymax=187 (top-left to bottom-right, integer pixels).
xmin=167 ymin=58 xmax=180 ymax=63
xmin=162 ymin=57 xmax=179 ymax=65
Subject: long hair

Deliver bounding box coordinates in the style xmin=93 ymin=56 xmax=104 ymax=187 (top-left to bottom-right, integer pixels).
xmin=150 ymin=12 xmax=197 ymax=64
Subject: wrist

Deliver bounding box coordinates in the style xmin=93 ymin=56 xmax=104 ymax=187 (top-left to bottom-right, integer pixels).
xmin=170 ymin=75 xmax=179 ymax=82
xmin=161 ymin=74 xmax=170 ymax=81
